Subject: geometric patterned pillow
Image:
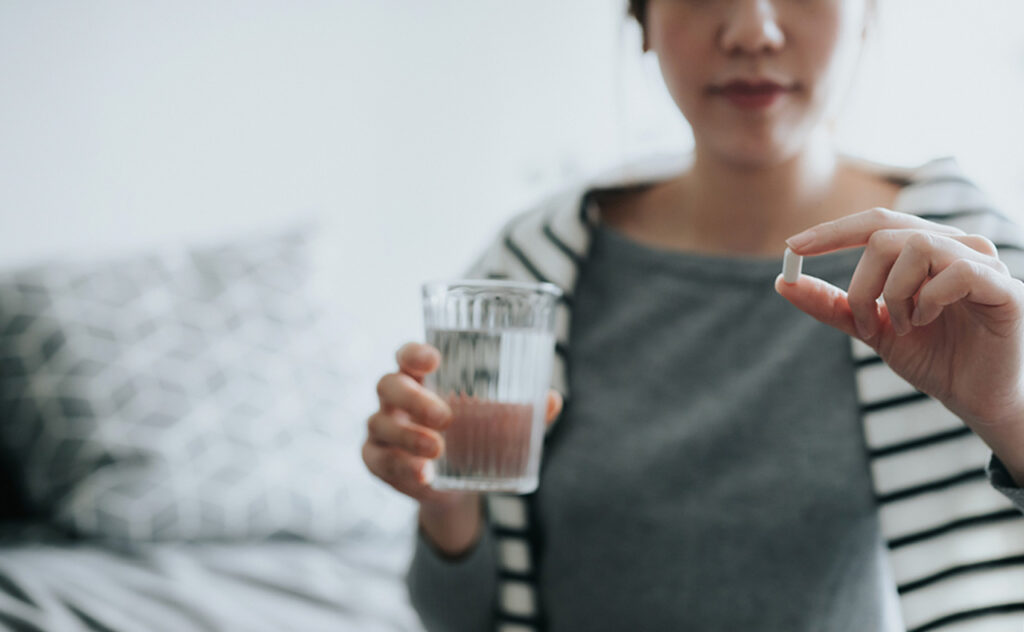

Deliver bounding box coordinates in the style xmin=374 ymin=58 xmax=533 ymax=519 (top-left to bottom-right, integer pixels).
xmin=0 ymin=228 xmax=368 ymax=542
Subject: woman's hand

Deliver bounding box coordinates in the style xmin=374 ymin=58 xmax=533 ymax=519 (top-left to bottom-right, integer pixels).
xmin=775 ymin=208 xmax=1024 ymax=485
xmin=363 ymin=341 xmax=563 ymax=504
xmin=362 ymin=341 xmax=563 ymax=554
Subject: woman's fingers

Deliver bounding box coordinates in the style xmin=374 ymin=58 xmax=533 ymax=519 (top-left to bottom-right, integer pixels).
xmin=361 ymin=441 xmax=433 ymax=498
xmin=545 ymin=390 xmax=564 ymax=426
xmin=785 ymin=208 xmax=1003 ymax=339
xmin=787 ymin=207 xmax=965 ymax=256
xmin=882 ymin=235 xmax=1005 ymax=335
xmin=846 ymin=231 xmax=1006 ymax=339
xmin=912 ymin=259 xmax=1023 ymax=329
xmin=361 ymin=341 xmax=447 ymax=501
xmin=367 ymin=410 xmax=442 ymax=458
xmin=395 ymin=342 xmax=442 ymax=383
xmin=780 ymin=220 xmax=1015 ymax=342
xmin=376 ymin=372 xmax=452 ymax=430
xmin=366 ymin=342 xmax=566 ymax=502
xmin=959 ymin=234 xmax=1001 ymax=257
xmin=774 ymin=273 xmax=861 ymax=340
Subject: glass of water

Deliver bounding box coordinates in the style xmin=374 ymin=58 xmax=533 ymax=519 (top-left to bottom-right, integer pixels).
xmin=421 ymin=279 xmax=561 ymax=494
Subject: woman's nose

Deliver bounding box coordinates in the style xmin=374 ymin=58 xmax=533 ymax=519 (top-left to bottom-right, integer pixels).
xmin=719 ymin=0 xmax=785 ymax=56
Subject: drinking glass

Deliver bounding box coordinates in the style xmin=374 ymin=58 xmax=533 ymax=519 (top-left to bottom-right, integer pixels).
xmin=421 ymin=279 xmax=561 ymax=493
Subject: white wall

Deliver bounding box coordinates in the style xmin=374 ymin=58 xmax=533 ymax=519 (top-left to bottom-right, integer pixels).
xmin=837 ymin=0 xmax=1024 ymax=210
xmin=0 ymin=0 xmax=624 ymax=409
xmin=2 ymin=0 xmax=1023 ymax=418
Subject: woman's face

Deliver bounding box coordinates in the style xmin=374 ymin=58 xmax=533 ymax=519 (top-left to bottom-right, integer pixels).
xmin=645 ymin=0 xmax=869 ymax=168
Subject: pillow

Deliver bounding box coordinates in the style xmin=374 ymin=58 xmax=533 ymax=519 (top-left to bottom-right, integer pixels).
xmin=0 ymin=228 xmax=373 ymax=542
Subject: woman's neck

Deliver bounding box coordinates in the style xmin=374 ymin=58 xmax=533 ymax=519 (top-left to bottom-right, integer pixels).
xmin=687 ymin=133 xmax=838 ymax=243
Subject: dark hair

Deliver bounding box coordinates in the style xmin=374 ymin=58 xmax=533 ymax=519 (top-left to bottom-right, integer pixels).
xmin=628 ymin=0 xmax=876 ymax=30
xmin=628 ymin=0 xmax=647 ymax=26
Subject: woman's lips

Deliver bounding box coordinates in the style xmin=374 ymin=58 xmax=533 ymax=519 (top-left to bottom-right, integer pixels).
xmin=710 ymin=81 xmax=793 ymax=110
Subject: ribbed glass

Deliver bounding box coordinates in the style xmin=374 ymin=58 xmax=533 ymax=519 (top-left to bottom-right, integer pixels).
xmin=422 ymin=280 xmax=560 ymax=493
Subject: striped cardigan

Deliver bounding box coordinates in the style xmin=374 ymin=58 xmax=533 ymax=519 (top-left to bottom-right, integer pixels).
xmin=465 ymin=156 xmax=1024 ymax=632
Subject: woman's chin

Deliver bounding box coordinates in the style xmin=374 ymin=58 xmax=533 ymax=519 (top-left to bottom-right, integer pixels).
xmin=701 ymin=135 xmax=809 ymax=171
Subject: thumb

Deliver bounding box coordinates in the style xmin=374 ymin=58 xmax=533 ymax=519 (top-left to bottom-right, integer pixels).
xmin=544 ymin=390 xmax=564 ymax=427
xmin=774 ymin=274 xmax=862 ymax=341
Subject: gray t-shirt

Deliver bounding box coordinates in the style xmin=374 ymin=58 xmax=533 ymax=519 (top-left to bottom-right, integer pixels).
xmin=536 ymin=225 xmax=894 ymax=631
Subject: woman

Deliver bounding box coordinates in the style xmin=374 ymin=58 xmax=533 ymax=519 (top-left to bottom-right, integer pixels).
xmin=363 ymin=0 xmax=1024 ymax=629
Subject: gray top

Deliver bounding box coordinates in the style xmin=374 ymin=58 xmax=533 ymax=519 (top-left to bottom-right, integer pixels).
xmin=407 ymin=222 xmax=1022 ymax=631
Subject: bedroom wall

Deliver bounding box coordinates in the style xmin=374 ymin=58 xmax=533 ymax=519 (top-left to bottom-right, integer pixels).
xmin=2 ymin=0 xmax=1023 ymax=421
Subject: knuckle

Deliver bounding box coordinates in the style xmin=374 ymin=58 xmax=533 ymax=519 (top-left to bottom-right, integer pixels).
xmin=399 ymin=390 xmax=443 ymax=425
xmin=905 ymin=231 xmax=933 ymax=251
xmin=383 ymin=373 xmax=419 ymax=407
xmin=866 ymin=229 xmax=897 ymax=253
xmin=415 ymin=395 xmax=440 ymax=425
xmin=950 ymin=258 xmax=977 ymax=278
xmin=366 ymin=412 xmax=384 ymax=437
xmin=375 ymin=374 xmax=393 ymax=399
xmin=867 ymin=207 xmax=894 ymax=224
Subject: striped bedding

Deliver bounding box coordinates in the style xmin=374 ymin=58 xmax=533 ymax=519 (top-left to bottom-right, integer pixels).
xmin=0 ymin=524 xmax=423 ymax=632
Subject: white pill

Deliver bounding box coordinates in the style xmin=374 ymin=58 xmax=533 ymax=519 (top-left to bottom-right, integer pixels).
xmin=782 ymin=248 xmax=803 ymax=284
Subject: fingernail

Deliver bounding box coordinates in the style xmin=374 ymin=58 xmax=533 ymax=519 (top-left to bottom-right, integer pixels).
xmin=910 ymin=306 xmax=923 ymax=326
xmin=855 ymin=318 xmax=870 ymax=340
xmin=892 ymin=318 xmax=908 ymax=336
xmin=856 ymin=315 xmax=879 ymax=341
xmin=785 ymin=230 xmax=814 ymax=251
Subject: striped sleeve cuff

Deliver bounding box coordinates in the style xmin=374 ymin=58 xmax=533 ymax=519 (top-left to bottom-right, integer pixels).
xmin=986 ymin=453 xmax=1024 ymax=513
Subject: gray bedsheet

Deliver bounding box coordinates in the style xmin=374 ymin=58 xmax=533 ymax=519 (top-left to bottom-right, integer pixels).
xmin=0 ymin=525 xmax=424 ymax=632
